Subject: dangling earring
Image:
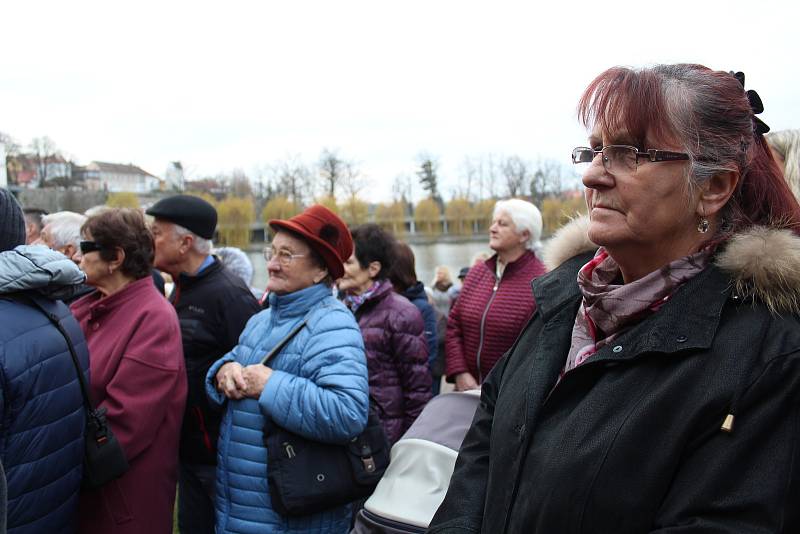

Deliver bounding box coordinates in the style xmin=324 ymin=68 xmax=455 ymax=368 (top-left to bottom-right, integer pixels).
xmin=697 ymin=205 xmax=709 ymax=234
xmin=108 ymin=266 xmax=114 ymax=275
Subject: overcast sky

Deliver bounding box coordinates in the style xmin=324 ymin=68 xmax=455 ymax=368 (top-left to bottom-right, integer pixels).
xmin=1 ymin=0 xmax=797 ymax=202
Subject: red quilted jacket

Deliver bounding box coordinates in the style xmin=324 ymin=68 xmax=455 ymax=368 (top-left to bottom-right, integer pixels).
xmin=445 ymin=251 xmax=547 ymax=382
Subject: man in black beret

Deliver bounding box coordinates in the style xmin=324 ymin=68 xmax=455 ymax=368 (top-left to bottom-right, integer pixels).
xmin=146 ymin=195 xmax=260 ymax=534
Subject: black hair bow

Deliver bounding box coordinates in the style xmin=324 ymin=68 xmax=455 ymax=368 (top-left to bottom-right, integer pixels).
xmin=731 ymin=71 xmax=770 ymax=135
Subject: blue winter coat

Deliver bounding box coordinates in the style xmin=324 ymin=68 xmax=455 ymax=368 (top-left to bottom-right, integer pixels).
xmin=206 ymin=283 xmax=369 ymax=534
xmin=0 ymin=246 xmax=88 ymax=534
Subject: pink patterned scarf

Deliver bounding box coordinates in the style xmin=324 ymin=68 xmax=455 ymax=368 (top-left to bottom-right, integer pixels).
xmin=343 ymin=280 xmax=383 ymax=313
xmin=562 ymin=247 xmax=711 ymax=376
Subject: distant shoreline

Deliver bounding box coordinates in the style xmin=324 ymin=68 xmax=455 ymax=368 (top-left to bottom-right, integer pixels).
xmin=246 ymin=233 xmax=487 ymax=251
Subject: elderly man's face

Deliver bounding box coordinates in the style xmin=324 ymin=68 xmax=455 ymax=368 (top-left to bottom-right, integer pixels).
xmin=150 ymin=218 xmax=184 ymax=272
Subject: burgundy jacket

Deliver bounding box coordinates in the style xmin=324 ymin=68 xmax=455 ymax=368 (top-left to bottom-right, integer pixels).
xmin=353 ymin=280 xmax=432 ymax=444
xmin=71 ymin=277 xmax=187 ymax=534
xmin=445 ymin=250 xmax=547 ymax=382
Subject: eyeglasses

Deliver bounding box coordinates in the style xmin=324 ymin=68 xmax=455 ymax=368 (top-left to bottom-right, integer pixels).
xmin=79 ymin=241 xmax=105 ymax=254
xmin=572 ymin=145 xmax=690 ymax=175
xmin=263 ymin=247 xmax=306 ymax=267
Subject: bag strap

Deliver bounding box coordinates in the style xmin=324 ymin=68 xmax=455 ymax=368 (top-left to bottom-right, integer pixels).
xmin=5 ymin=293 xmax=94 ymax=413
xmin=258 ymin=315 xmax=386 ymax=417
xmin=261 ymin=320 xmax=308 ymax=365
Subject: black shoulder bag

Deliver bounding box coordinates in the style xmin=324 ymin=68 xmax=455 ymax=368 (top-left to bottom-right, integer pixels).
xmin=13 ymin=294 xmax=129 ymax=489
xmin=261 ymin=320 xmax=390 ymax=516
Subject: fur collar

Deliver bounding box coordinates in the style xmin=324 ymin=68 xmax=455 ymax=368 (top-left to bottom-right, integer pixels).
xmin=542 ymin=216 xmax=596 ymax=272
xmin=543 ymin=216 xmax=800 ymax=314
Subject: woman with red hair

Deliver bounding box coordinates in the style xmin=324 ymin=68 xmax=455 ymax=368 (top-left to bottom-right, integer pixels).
xmin=429 ymin=65 xmax=800 ymax=533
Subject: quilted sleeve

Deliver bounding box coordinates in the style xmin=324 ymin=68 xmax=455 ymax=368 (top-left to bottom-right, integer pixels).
xmin=259 ymin=306 xmax=369 ymax=444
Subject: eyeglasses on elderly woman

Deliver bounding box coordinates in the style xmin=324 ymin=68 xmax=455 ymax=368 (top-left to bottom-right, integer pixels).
xmin=263 ymin=246 xmax=306 ymax=267
xmin=572 ymin=145 xmax=690 ymax=175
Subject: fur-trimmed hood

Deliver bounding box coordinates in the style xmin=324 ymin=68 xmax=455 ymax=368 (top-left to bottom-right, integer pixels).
xmin=543 ymin=215 xmax=800 ymax=314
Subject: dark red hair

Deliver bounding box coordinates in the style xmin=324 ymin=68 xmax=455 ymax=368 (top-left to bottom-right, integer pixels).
xmin=578 ymin=64 xmax=800 ymax=235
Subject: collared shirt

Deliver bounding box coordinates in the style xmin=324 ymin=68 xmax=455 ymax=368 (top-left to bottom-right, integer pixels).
xmin=195 ymin=255 xmax=214 ymax=275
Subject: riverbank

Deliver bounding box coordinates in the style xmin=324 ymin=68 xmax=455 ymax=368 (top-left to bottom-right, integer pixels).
xmin=246 ymin=232 xmax=486 ymax=251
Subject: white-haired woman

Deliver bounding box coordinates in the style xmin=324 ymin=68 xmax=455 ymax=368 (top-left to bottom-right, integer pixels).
xmin=766 ymin=129 xmax=800 ymax=199
xmin=445 ymin=198 xmax=547 ymax=391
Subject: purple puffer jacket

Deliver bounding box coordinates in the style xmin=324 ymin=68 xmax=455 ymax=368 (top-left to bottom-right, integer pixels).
xmin=354 ymin=279 xmax=432 ymax=444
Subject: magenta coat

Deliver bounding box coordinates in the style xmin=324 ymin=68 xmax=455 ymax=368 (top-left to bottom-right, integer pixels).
xmin=71 ymin=277 xmax=187 ymax=534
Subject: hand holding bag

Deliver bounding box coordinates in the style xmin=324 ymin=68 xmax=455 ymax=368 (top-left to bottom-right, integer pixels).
xmin=15 ymin=294 xmax=129 ymax=489
xmin=260 ymin=320 xmax=390 ymax=516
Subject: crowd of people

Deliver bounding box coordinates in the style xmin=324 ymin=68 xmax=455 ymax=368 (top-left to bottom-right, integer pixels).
xmin=1 ymin=62 xmax=800 ymax=534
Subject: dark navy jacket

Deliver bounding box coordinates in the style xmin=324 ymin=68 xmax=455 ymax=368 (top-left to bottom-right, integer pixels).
xmin=402 ymin=281 xmax=438 ymax=373
xmin=0 ymin=246 xmax=88 ymax=534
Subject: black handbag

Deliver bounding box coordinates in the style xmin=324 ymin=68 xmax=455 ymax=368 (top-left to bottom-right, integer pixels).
xmin=16 ymin=294 xmax=129 ymax=489
xmin=260 ymin=320 xmax=390 ymax=516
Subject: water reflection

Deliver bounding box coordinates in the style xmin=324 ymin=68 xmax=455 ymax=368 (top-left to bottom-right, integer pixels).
xmin=247 ymin=239 xmax=492 ymax=293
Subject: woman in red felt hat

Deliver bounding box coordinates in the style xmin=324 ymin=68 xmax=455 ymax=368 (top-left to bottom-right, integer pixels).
xmin=205 ymin=205 xmax=370 ymax=533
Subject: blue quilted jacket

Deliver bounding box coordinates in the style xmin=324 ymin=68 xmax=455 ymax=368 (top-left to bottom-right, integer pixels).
xmin=0 ymin=246 xmax=89 ymax=533
xmin=206 ymin=283 xmax=369 ymax=534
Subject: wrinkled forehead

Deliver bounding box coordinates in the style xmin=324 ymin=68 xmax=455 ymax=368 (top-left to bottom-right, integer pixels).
xmin=150 ymin=218 xmax=176 ymax=234
xmin=272 ymin=230 xmax=311 ymax=253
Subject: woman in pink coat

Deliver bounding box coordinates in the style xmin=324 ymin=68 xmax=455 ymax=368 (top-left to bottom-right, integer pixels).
xmin=70 ymin=209 xmax=187 ymax=534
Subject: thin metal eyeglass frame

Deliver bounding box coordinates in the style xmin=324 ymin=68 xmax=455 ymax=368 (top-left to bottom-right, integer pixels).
xmin=572 ymin=145 xmax=690 ymax=174
xmin=263 ymin=247 xmax=306 ymax=267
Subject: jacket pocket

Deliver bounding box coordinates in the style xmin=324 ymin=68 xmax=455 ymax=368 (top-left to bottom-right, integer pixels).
xmin=102 ymin=479 xmax=134 ymax=525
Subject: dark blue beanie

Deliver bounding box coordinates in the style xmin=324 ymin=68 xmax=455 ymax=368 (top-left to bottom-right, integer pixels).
xmin=0 ymin=189 xmax=26 ymax=252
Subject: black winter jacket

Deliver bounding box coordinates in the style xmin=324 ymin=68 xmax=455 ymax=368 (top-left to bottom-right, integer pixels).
xmin=171 ymin=258 xmax=261 ymax=464
xmin=429 ymin=222 xmax=800 ymax=534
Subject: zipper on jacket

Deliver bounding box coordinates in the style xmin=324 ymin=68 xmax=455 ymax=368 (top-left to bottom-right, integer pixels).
xmin=475 ymin=274 xmax=501 ymax=383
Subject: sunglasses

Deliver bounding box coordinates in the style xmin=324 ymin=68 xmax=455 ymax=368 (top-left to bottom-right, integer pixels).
xmin=79 ymin=241 xmax=105 ymax=254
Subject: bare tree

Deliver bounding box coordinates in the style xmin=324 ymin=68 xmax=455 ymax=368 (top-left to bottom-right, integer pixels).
xmin=1 ymin=131 xmax=21 ymax=185
xmin=29 ymin=136 xmax=60 ymax=188
xmin=391 ymin=174 xmax=412 ymax=203
xmin=229 ymin=169 xmax=253 ymax=198
xmin=530 ymin=158 xmax=566 ymax=207
xmin=0 ymin=131 xmax=20 ymax=155
xmin=269 ymin=155 xmax=314 ymax=206
xmin=484 ymin=153 xmax=500 ymax=199
xmin=339 ymin=160 xmax=364 ymax=200
xmin=502 ymin=155 xmax=530 ymax=198
xmin=317 ymin=148 xmax=347 ymax=199
xmin=457 ymin=156 xmax=477 ymax=200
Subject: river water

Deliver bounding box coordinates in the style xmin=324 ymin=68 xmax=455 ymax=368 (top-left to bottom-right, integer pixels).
xmin=247 ymin=239 xmax=493 ymax=293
